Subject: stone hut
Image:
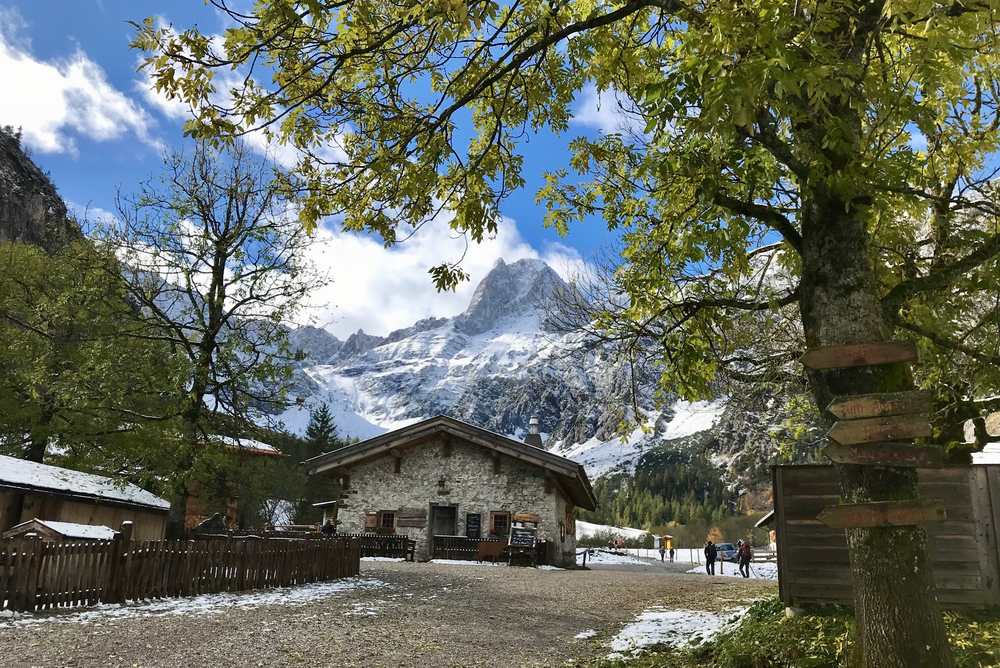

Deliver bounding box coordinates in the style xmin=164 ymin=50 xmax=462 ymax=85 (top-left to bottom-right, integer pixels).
xmin=303 ymin=415 xmax=597 ymax=567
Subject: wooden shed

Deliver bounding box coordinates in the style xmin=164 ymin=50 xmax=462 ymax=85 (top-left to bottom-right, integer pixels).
xmin=772 ymin=463 xmax=1000 ymax=610
xmin=2 ymin=518 xmax=118 ymax=542
xmin=0 ymin=455 xmax=169 ymax=541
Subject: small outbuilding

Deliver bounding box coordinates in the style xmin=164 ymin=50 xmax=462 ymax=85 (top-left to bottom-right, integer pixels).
xmin=2 ymin=518 xmax=118 ymax=542
xmin=0 ymin=455 xmax=169 ymax=540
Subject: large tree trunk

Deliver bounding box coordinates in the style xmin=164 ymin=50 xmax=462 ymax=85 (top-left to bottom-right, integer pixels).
xmin=798 ymin=191 xmax=954 ymax=667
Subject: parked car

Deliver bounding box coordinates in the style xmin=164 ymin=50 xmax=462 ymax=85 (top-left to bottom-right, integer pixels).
xmin=715 ymin=542 xmax=738 ymax=562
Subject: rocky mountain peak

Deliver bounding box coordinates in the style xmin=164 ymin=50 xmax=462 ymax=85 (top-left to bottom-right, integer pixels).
xmin=0 ymin=128 xmax=81 ymax=252
xmin=454 ymin=257 xmax=565 ymax=335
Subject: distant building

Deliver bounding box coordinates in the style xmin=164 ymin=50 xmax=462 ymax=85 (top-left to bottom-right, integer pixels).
xmin=304 ymin=415 xmax=597 ymax=567
xmin=0 ymin=455 xmax=169 ymax=540
xmin=183 ymin=435 xmax=285 ymax=531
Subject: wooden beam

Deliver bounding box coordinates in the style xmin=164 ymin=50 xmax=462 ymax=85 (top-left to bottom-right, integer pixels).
xmin=817 ymin=500 xmax=946 ymax=529
xmin=823 ymin=442 xmax=944 ymax=468
xmin=826 ymin=391 xmax=932 ymax=420
xmin=828 ymin=414 xmax=932 ymax=445
xmin=800 ymin=341 xmax=917 ymax=370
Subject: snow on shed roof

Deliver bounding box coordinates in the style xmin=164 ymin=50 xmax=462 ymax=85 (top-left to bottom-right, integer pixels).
xmin=31 ymin=519 xmax=118 ymax=540
xmin=0 ymin=455 xmax=169 ymax=510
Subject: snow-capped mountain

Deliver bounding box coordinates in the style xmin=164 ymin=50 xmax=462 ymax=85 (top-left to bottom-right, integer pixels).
xmin=281 ymin=258 xmax=732 ymax=479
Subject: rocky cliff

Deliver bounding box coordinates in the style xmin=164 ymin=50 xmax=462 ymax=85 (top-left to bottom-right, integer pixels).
xmin=0 ymin=128 xmax=81 ymax=252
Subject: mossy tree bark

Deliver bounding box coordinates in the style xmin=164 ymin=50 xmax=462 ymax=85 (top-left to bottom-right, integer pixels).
xmin=799 ymin=193 xmax=954 ymax=667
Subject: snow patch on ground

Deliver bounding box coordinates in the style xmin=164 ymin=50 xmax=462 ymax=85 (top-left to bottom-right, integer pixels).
xmin=686 ymin=562 xmax=778 ymax=581
xmin=361 ymin=556 xmax=405 ymax=562
xmin=575 ymin=629 xmax=599 ymax=639
xmin=0 ymin=578 xmax=387 ymax=627
xmin=576 ymin=520 xmax=649 ymax=541
xmin=578 ymin=549 xmax=648 ymax=566
xmin=608 ymin=607 xmax=742 ymax=657
xmin=429 ymin=559 xmax=504 ymax=566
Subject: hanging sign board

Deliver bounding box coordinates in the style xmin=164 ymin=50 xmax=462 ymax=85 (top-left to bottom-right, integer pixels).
xmin=801 ymin=342 xmax=917 ymax=370
xmin=828 ymin=414 xmax=932 ymax=445
xmin=823 ymin=442 xmax=944 ymax=468
xmin=818 ymin=500 xmax=946 ymax=529
xmin=826 ymin=391 xmax=932 ymax=420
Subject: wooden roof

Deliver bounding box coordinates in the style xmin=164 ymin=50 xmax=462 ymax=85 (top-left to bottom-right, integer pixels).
xmin=303 ymin=415 xmax=598 ymax=510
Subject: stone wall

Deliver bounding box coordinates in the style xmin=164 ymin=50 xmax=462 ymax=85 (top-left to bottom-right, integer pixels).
xmin=334 ymin=436 xmax=579 ymax=566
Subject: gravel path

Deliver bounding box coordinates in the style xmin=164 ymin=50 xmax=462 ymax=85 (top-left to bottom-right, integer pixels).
xmin=0 ymin=560 xmax=776 ymax=667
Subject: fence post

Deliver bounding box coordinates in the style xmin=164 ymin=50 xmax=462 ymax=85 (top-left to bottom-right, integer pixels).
xmin=21 ymin=533 xmax=42 ymax=612
xmin=106 ymin=521 xmax=133 ymax=604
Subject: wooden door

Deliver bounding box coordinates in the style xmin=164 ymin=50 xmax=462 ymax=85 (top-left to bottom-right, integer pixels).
xmin=431 ymin=505 xmax=457 ymax=536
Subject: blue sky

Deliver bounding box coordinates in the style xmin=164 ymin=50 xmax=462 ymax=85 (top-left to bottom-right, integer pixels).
xmin=0 ymin=1 xmax=631 ymax=337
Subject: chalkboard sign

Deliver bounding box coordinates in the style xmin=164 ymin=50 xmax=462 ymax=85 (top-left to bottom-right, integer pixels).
xmin=509 ymin=527 xmax=536 ymax=547
xmin=465 ymin=513 xmax=481 ymax=539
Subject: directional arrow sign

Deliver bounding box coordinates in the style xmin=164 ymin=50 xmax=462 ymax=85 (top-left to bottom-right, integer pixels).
xmin=828 ymin=414 xmax=932 ymax=445
xmin=801 ymin=342 xmax=917 ymax=370
xmin=818 ymin=500 xmax=946 ymax=529
xmin=826 ymin=391 xmax=933 ymax=420
xmin=823 ymin=442 xmax=944 ymax=468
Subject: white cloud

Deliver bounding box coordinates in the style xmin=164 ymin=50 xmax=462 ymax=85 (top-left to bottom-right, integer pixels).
xmin=135 ymin=23 xmax=346 ymax=170
xmin=0 ymin=12 xmax=161 ymax=155
xmin=298 ymin=215 xmax=586 ymax=339
xmin=571 ymin=84 xmax=646 ymax=136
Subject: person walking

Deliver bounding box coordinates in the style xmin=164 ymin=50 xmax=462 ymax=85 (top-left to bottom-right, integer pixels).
xmin=669 ymin=547 xmax=675 ymax=562
xmin=659 ymin=544 xmax=666 ymax=561
xmin=738 ymin=539 xmax=753 ymax=578
xmin=704 ymin=540 xmax=717 ymax=575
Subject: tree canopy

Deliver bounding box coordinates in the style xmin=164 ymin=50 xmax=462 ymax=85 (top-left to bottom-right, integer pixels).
xmin=136 ymin=0 xmax=1000 ymax=426
xmin=137 ymin=1 xmax=1000 ymax=662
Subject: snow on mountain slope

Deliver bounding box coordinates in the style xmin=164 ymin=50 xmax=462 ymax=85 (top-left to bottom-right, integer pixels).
xmin=282 ymin=257 xmax=725 ymax=478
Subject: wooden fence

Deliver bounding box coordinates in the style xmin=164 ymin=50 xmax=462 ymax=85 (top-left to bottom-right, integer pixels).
xmin=0 ymin=525 xmax=360 ymax=613
xmin=338 ymin=533 xmax=413 ymax=559
xmin=773 ymin=464 xmax=1000 ymax=609
xmin=430 ymin=535 xmax=550 ymax=564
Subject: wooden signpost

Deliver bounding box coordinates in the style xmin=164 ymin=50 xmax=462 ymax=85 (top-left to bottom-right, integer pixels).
xmin=826 ymin=391 xmax=932 ymax=420
xmin=800 ymin=340 xmax=947 ymax=529
xmin=800 ymin=341 xmax=917 ymax=370
xmin=818 ymin=500 xmax=946 ymax=529
xmin=827 ymin=414 xmax=932 ymax=445
xmin=823 ymin=442 xmax=944 ymax=468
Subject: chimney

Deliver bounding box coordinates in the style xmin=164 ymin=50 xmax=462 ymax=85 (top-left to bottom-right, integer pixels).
xmin=524 ymin=415 xmax=543 ymax=448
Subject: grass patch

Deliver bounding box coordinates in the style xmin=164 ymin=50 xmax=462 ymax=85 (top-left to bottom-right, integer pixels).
xmin=589 ymin=598 xmax=1000 ymax=667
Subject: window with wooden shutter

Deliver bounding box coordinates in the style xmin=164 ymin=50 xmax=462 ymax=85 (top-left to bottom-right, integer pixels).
xmin=364 ymin=512 xmax=378 ymax=530
xmin=377 ymin=510 xmax=396 ymax=533
xmin=490 ymin=511 xmax=510 ymax=537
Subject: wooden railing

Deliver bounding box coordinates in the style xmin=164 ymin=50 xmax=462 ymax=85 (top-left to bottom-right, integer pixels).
xmin=337 ymin=533 xmax=412 ymax=559
xmin=432 ymin=535 xmax=508 ymax=561
xmin=0 ymin=524 xmax=360 ymax=613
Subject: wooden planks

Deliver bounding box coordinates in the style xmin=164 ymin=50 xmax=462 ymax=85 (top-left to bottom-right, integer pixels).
xmin=827 ymin=414 xmax=932 ymax=445
xmin=801 ymin=341 xmax=917 ymax=369
xmin=826 ymin=391 xmax=932 ymax=420
xmin=823 ymin=442 xmax=944 ymax=467
xmin=775 ymin=465 xmax=1000 ymax=610
xmin=818 ymin=500 xmax=946 ymax=529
